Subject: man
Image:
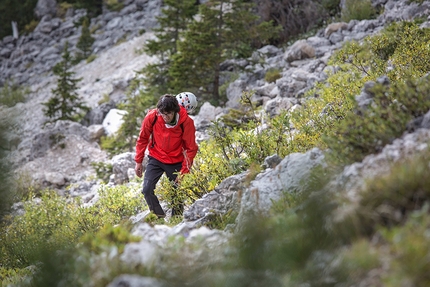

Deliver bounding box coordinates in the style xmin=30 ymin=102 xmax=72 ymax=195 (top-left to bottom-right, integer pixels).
xmin=134 ymin=94 xmax=198 ymax=217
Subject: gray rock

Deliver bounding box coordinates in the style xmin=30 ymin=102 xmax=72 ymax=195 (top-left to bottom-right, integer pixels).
xmin=111 ymin=152 xmax=136 ymax=184
xmin=285 ymin=40 xmax=316 ymax=63
xmin=107 ymin=275 xmax=166 ymax=287
xmin=236 ymin=148 xmax=325 ymax=228
xmin=34 ymin=0 xmax=57 ymax=19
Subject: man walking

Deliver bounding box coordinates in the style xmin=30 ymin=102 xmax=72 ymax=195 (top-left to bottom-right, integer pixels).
xmin=134 ymin=94 xmax=198 ymax=217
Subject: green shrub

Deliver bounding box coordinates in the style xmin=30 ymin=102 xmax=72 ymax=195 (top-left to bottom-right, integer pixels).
xmin=357 ymin=148 xmax=430 ymax=229
xmin=91 ymin=161 xmax=113 ymax=183
xmin=80 ymin=223 xmax=140 ymax=254
xmin=0 ymin=80 xmax=27 ymax=107
xmin=264 ymin=68 xmax=282 ymax=83
xmin=380 ymin=206 xmax=430 ymax=287
xmin=0 ymin=267 xmax=33 ymax=286
xmin=291 ymin=68 xmax=364 ymax=152
xmin=104 ymin=0 xmax=123 ymax=12
xmin=324 ymin=76 xmax=430 ymax=165
xmin=341 ymin=0 xmax=376 ymax=22
xmin=322 ymin=0 xmax=341 ymax=16
xmin=331 ymin=239 xmax=381 ymax=285
xmin=0 ymin=184 xmax=144 ymax=270
xmin=291 ymin=21 xmax=430 ymax=165
xmin=202 ymin=209 xmax=238 ymax=230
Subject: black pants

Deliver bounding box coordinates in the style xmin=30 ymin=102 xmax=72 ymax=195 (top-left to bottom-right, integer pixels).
xmin=142 ymin=156 xmax=183 ymax=217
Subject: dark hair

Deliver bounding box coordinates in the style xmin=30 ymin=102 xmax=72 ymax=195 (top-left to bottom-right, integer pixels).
xmin=157 ymin=94 xmax=180 ymax=114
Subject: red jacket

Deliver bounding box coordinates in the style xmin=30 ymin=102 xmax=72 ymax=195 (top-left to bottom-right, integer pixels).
xmin=134 ymin=106 xmax=198 ymax=174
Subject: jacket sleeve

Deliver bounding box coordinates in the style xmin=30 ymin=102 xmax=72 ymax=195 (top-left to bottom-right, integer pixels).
xmin=135 ymin=110 xmax=156 ymax=164
xmin=180 ymin=117 xmax=199 ymax=174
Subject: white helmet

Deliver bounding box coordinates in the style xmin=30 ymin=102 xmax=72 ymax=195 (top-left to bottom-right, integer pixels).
xmin=176 ymin=92 xmax=197 ymax=113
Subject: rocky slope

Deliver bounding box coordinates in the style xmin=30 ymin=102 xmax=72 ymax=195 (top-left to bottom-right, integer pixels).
xmin=1 ymin=0 xmax=430 ymax=284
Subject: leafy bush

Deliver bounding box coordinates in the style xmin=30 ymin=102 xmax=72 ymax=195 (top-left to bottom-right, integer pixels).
xmin=291 ymin=68 xmax=364 ymax=152
xmin=341 ymin=0 xmax=376 ymax=22
xmin=380 ymin=206 xmax=430 ymax=287
xmin=104 ymin=0 xmax=123 ymax=12
xmin=80 ymin=223 xmax=140 ymax=254
xmin=324 ymin=76 xmax=430 ymax=165
xmin=91 ymin=161 xmax=113 ymax=183
xmin=291 ymin=21 xmax=430 ymax=165
xmin=0 ymin=184 xmax=144 ymax=269
xmin=356 ymin=149 xmax=430 ymax=229
xmin=321 ymin=0 xmax=341 ymax=16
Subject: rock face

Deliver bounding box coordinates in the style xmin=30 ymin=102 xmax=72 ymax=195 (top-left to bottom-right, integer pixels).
xmin=34 ymin=0 xmax=57 ymax=19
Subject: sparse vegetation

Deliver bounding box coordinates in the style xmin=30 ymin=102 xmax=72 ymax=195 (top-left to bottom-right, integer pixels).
xmin=0 ymin=80 xmax=28 ymax=107
xmin=341 ymin=0 xmax=377 ymax=22
xmin=264 ymin=68 xmax=282 ymax=83
xmin=42 ymin=42 xmax=90 ymax=125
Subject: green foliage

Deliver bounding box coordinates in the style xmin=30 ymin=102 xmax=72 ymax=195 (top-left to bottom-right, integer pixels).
xmin=333 ymin=21 xmax=430 ymax=81
xmin=80 ymin=223 xmax=140 ymax=254
xmin=203 ymin=209 xmax=238 ymax=230
xmin=0 ymin=184 xmax=143 ymax=270
xmin=291 ymin=21 xmax=430 ymax=165
xmin=331 ymin=239 xmax=381 ymax=285
xmin=0 ymin=190 xmax=81 ymax=268
xmin=341 ymin=0 xmax=376 ymax=22
xmin=209 ymin=92 xmax=295 ymax=169
xmin=0 ymin=80 xmax=27 ymax=107
xmin=168 ymin=139 xmax=234 ymax=202
xmin=57 ymin=2 xmax=74 ymax=18
xmin=24 ymin=19 xmax=39 ymax=33
xmin=0 ymin=0 xmax=38 ymax=39
xmin=321 ymin=0 xmax=341 ymax=16
xmin=169 ymin=0 xmax=280 ymax=104
xmin=42 ymin=42 xmax=90 ymax=125
xmin=380 ymin=206 xmax=430 ymax=287
xmin=134 ymin=0 xmax=198 ymax=104
xmin=104 ymin=0 xmax=123 ymax=11
xmin=264 ymin=68 xmax=282 ymax=83
xmin=325 ymin=76 xmax=430 ymax=165
xmin=356 ymin=149 xmax=430 ymax=229
xmin=0 ymin=121 xmax=13 ymax=218
xmin=76 ymin=17 xmax=95 ymax=59
xmin=0 ymin=267 xmax=33 ymax=286
xmin=100 ymin=134 xmax=123 ymax=156
xmin=91 ymin=161 xmax=113 ymax=183
xmin=86 ymin=53 xmax=97 ymax=63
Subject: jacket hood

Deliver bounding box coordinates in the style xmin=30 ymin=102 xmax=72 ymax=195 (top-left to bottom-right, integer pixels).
xmin=177 ymin=106 xmax=189 ymax=125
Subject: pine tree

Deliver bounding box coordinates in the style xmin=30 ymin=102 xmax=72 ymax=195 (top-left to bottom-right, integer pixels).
xmin=43 ymin=42 xmax=89 ymax=125
xmin=76 ymin=17 xmax=95 ymax=58
xmin=136 ymin=0 xmax=198 ymax=97
xmin=169 ymin=0 xmax=280 ymax=104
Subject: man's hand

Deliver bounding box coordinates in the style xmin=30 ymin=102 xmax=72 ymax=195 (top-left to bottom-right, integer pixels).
xmin=135 ymin=162 xmax=143 ymax=178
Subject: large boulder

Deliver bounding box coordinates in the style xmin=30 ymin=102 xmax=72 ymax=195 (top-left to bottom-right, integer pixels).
xmin=236 ymin=148 xmax=326 ymax=228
